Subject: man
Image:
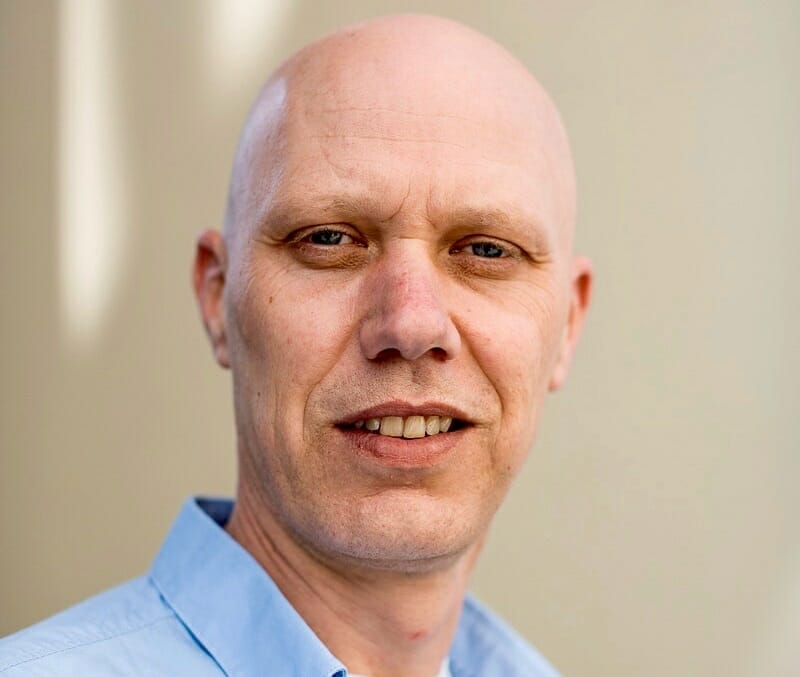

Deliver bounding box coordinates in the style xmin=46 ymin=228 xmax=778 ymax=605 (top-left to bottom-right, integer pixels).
xmin=0 ymin=14 xmax=591 ymax=677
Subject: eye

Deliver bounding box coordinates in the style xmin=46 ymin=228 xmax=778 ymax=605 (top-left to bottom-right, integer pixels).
xmin=469 ymin=241 xmax=506 ymax=258
xmin=287 ymin=225 xmax=369 ymax=269
xmin=451 ymin=237 xmax=517 ymax=259
xmin=306 ymin=229 xmax=355 ymax=246
xmin=448 ymin=236 xmax=528 ymax=279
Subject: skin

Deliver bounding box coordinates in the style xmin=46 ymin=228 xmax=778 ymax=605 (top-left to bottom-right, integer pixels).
xmin=193 ymin=14 xmax=592 ymax=677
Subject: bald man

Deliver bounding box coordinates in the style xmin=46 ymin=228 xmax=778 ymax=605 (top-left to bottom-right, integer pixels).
xmin=0 ymin=14 xmax=591 ymax=677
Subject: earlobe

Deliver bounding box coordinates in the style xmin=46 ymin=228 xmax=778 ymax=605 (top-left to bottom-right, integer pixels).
xmin=192 ymin=229 xmax=230 ymax=369
xmin=548 ymin=256 xmax=593 ymax=392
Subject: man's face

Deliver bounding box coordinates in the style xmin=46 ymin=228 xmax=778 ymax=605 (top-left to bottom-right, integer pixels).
xmin=204 ymin=48 xmax=588 ymax=572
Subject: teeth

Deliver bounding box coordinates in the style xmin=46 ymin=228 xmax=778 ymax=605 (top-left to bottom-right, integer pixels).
xmin=425 ymin=415 xmax=440 ymax=436
xmin=353 ymin=415 xmax=458 ymax=437
xmin=380 ymin=416 xmax=404 ymax=437
xmin=403 ymin=415 xmax=426 ymax=439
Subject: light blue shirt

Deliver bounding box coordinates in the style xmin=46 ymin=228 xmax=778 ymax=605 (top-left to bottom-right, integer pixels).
xmin=0 ymin=497 xmax=559 ymax=676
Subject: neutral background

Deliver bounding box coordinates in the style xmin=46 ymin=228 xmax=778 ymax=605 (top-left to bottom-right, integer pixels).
xmin=1 ymin=1 xmax=798 ymax=675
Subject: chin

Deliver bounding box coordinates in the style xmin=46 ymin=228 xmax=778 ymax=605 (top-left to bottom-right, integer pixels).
xmin=295 ymin=489 xmax=489 ymax=574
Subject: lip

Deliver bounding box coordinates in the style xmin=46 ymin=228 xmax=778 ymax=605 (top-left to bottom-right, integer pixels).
xmin=338 ymin=400 xmax=471 ymax=426
xmin=336 ymin=425 xmax=469 ymax=469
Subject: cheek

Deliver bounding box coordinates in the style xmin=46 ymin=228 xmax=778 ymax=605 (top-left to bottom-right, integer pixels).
xmin=458 ymin=281 xmax=565 ymax=451
xmin=227 ymin=261 xmax=362 ymax=494
xmin=230 ymin=261 xmax=360 ymax=406
xmin=462 ymin=282 xmax=563 ymax=388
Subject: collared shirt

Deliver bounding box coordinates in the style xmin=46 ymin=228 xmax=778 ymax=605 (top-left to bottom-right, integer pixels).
xmin=0 ymin=498 xmax=560 ymax=676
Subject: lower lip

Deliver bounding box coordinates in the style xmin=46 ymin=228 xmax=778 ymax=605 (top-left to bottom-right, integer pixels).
xmin=336 ymin=427 xmax=467 ymax=468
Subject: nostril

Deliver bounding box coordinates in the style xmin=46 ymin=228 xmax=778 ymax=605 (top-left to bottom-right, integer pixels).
xmin=368 ymin=345 xmax=451 ymax=363
xmin=369 ymin=347 xmax=406 ymax=363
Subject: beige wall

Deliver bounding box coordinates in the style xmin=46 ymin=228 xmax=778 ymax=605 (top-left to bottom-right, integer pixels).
xmin=1 ymin=1 xmax=798 ymax=675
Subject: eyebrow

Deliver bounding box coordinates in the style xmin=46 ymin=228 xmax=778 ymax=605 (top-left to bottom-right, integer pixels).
xmin=444 ymin=205 xmax=521 ymax=230
xmin=258 ymin=193 xmax=553 ymax=251
xmin=440 ymin=205 xmax=554 ymax=252
xmin=257 ymin=194 xmax=385 ymax=233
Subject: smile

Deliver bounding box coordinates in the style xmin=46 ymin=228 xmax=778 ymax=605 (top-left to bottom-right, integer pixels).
xmin=345 ymin=415 xmax=462 ymax=438
xmin=336 ymin=403 xmax=472 ymax=468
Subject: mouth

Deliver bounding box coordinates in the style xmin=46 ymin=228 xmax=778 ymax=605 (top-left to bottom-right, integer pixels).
xmin=339 ymin=414 xmax=467 ymax=438
xmin=334 ymin=402 xmax=473 ymax=468
xmin=337 ymin=402 xmax=471 ymax=438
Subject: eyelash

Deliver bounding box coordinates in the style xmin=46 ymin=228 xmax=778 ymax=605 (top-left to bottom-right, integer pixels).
xmin=296 ymin=227 xmax=363 ymax=247
xmin=288 ymin=227 xmax=534 ymax=282
xmin=452 ymin=240 xmax=512 ymax=259
xmin=296 ymin=227 xmax=517 ymax=259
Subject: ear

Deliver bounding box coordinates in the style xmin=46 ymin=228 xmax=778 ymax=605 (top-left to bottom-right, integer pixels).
xmin=548 ymin=256 xmax=593 ymax=391
xmin=192 ymin=229 xmax=230 ymax=368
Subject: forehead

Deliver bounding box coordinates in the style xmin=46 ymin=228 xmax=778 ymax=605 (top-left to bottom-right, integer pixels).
xmin=234 ymin=33 xmax=574 ymax=248
xmin=289 ymin=47 xmax=551 ymax=166
xmin=248 ymin=87 xmax=560 ymax=236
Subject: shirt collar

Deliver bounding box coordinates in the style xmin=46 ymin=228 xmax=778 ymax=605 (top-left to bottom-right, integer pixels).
xmin=149 ymin=496 xmax=346 ymax=677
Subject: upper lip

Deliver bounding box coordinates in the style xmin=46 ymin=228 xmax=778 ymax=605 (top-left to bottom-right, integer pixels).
xmin=338 ymin=400 xmax=471 ymax=425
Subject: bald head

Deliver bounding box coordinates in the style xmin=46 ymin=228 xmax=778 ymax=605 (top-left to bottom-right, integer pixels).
xmin=224 ymin=14 xmax=576 ymax=254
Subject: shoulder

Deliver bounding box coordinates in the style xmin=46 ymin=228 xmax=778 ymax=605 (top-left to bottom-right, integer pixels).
xmin=0 ymin=576 xmax=220 ymax=676
xmin=449 ymin=594 xmax=560 ymax=677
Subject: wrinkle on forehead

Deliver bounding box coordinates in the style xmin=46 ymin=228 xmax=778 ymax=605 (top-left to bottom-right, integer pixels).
xmin=225 ymin=14 xmax=576 ymax=253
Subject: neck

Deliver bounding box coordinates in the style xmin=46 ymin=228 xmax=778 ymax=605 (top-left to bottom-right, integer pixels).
xmin=225 ymin=487 xmax=483 ymax=677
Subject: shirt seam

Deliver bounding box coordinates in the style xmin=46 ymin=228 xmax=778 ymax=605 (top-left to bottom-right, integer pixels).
xmin=0 ymin=613 xmax=176 ymax=673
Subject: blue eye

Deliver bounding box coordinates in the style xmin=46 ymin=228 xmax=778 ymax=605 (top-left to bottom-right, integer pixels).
xmin=308 ymin=230 xmax=350 ymax=245
xmin=470 ymin=242 xmax=505 ymax=258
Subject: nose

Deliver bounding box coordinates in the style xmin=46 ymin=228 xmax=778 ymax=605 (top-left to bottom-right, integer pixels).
xmin=359 ymin=243 xmax=461 ymax=362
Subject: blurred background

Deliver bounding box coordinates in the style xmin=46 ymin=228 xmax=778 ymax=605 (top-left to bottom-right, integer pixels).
xmin=1 ymin=1 xmax=798 ymax=675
